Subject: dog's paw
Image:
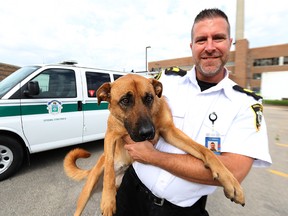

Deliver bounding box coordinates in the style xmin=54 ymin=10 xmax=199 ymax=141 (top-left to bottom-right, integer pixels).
xmin=215 ymin=170 xmax=245 ymax=206
xmin=101 ymin=204 xmax=116 ymax=216
xmin=224 ymin=183 xmax=245 ymax=206
xmin=100 ymin=194 xmax=116 ymax=216
xmin=208 ymin=160 xmax=245 ymax=206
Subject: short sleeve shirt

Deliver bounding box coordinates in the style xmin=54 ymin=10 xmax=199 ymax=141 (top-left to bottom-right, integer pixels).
xmin=133 ymin=67 xmax=272 ymax=207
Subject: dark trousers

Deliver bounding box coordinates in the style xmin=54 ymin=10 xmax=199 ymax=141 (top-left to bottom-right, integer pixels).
xmin=114 ymin=166 xmax=209 ymax=216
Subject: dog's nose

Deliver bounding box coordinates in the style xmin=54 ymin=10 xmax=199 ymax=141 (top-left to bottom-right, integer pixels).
xmin=139 ymin=125 xmax=155 ymax=141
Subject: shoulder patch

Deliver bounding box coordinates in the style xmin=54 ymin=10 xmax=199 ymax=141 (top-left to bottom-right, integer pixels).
xmin=165 ymin=66 xmax=187 ymax=77
xmin=233 ymin=85 xmax=263 ymax=101
xmin=251 ymin=103 xmax=263 ymax=131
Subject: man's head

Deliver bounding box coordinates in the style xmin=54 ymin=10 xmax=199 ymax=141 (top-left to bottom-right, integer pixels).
xmin=190 ymin=8 xmax=232 ymax=83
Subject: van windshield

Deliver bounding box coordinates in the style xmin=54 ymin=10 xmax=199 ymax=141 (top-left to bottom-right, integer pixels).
xmin=0 ymin=66 xmax=40 ymax=98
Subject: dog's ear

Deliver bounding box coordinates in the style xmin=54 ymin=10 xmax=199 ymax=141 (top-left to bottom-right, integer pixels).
xmin=150 ymin=78 xmax=163 ymax=98
xmin=96 ymin=82 xmax=111 ymax=105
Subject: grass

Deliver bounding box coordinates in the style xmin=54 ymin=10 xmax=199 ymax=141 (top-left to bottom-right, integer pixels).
xmin=263 ymin=100 xmax=288 ymax=106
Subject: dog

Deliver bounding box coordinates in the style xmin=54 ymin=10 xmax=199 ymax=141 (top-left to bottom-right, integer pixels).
xmin=64 ymin=74 xmax=245 ymax=216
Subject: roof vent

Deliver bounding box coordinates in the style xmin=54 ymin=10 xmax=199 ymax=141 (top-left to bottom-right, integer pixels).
xmin=60 ymin=60 xmax=78 ymax=65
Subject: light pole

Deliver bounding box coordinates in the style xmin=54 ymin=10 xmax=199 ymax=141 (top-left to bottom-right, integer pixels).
xmin=145 ymin=46 xmax=151 ymax=72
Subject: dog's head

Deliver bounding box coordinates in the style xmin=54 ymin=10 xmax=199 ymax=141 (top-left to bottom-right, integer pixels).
xmin=96 ymin=74 xmax=162 ymax=142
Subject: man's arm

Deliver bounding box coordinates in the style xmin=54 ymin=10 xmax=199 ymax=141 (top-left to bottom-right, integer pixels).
xmin=124 ymin=138 xmax=254 ymax=186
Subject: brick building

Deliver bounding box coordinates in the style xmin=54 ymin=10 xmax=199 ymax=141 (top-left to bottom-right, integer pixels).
xmin=148 ymin=41 xmax=288 ymax=92
xmin=0 ymin=62 xmax=20 ymax=81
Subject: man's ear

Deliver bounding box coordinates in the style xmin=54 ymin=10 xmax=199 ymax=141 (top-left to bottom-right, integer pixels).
xmin=96 ymin=82 xmax=111 ymax=105
xmin=150 ymin=78 xmax=163 ymax=98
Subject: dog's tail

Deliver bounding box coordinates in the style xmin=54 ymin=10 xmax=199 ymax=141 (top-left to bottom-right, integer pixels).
xmin=63 ymin=148 xmax=92 ymax=181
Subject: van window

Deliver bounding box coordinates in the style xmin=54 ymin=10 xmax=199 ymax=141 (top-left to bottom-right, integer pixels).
xmin=26 ymin=68 xmax=76 ymax=98
xmin=86 ymin=72 xmax=110 ymax=97
xmin=113 ymin=74 xmax=123 ymax=81
xmin=0 ymin=66 xmax=40 ymax=98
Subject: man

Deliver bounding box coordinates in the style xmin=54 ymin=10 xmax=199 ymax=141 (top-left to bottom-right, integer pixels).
xmin=115 ymin=8 xmax=272 ymax=216
xmin=209 ymin=142 xmax=217 ymax=152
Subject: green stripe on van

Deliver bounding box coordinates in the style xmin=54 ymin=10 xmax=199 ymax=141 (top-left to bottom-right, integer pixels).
xmin=83 ymin=102 xmax=108 ymax=111
xmin=20 ymin=104 xmax=79 ymax=115
xmin=0 ymin=102 xmax=108 ymax=117
xmin=0 ymin=106 xmax=21 ymax=117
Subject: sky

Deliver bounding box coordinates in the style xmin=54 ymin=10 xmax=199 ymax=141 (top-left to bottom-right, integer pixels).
xmin=0 ymin=0 xmax=287 ymax=72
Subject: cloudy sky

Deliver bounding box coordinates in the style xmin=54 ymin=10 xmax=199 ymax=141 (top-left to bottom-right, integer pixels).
xmin=0 ymin=0 xmax=287 ymax=72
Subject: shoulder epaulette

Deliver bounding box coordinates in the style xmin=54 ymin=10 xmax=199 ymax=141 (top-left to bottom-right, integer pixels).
xmin=165 ymin=66 xmax=187 ymax=77
xmin=154 ymin=71 xmax=162 ymax=80
xmin=233 ymin=85 xmax=263 ymax=101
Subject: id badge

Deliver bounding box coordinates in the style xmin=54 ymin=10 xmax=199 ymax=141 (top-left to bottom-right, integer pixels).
xmin=206 ymin=112 xmax=221 ymax=155
xmin=205 ymin=136 xmax=221 ymax=155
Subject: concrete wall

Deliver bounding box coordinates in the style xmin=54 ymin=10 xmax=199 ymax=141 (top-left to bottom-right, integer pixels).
xmin=261 ymin=71 xmax=288 ymax=100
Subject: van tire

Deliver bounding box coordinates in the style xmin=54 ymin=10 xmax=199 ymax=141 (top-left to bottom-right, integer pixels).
xmin=0 ymin=136 xmax=24 ymax=181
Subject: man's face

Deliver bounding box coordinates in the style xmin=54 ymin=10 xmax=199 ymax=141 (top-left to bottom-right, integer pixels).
xmin=190 ymin=17 xmax=232 ymax=82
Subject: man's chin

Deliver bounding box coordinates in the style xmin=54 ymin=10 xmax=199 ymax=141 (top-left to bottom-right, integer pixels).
xmin=199 ymin=66 xmax=221 ymax=77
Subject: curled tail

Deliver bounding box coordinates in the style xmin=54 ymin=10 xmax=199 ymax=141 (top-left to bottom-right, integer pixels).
xmin=63 ymin=148 xmax=92 ymax=181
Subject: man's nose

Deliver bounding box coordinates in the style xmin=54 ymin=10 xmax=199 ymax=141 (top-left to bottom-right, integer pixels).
xmin=205 ymin=39 xmax=216 ymax=52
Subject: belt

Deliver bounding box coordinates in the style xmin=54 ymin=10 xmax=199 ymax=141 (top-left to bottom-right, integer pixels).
xmin=127 ymin=165 xmax=208 ymax=210
xmin=127 ymin=165 xmax=174 ymax=207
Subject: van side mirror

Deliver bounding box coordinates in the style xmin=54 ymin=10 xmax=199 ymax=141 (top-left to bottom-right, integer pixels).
xmin=24 ymin=81 xmax=40 ymax=96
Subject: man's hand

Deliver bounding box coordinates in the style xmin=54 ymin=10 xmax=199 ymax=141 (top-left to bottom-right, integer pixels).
xmin=122 ymin=135 xmax=156 ymax=164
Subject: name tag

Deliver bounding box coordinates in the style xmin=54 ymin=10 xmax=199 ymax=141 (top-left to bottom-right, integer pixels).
xmin=205 ymin=136 xmax=221 ymax=155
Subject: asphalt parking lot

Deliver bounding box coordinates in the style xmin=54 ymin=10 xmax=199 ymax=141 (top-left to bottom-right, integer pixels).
xmin=1 ymin=105 xmax=288 ymax=216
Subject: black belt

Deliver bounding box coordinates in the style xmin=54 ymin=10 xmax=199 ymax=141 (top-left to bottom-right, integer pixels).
xmin=127 ymin=165 xmax=207 ymax=209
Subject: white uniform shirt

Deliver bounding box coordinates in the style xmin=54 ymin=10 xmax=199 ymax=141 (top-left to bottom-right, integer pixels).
xmin=133 ymin=67 xmax=272 ymax=207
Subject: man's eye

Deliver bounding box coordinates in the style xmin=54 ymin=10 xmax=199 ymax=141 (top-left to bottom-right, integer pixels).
xmin=196 ymin=40 xmax=206 ymax=45
xmin=195 ymin=38 xmax=206 ymax=44
xmin=214 ymin=38 xmax=225 ymax=43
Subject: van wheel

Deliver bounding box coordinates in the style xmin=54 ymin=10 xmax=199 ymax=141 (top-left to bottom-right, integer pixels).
xmin=0 ymin=136 xmax=24 ymax=181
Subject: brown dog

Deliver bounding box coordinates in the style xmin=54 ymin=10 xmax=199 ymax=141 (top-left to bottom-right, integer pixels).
xmin=64 ymin=74 xmax=245 ymax=216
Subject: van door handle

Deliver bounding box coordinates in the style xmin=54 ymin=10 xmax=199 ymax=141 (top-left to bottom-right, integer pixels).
xmin=77 ymin=101 xmax=83 ymax=111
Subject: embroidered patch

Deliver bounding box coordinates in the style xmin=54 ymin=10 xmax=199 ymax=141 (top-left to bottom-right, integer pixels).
xmin=251 ymin=103 xmax=263 ymax=131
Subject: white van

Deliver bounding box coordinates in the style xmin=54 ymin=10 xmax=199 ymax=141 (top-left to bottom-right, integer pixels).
xmin=0 ymin=61 xmax=133 ymax=180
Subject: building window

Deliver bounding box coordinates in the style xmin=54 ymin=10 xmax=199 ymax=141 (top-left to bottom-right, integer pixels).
xmin=252 ymin=87 xmax=260 ymax=93
xmin=253 ymin=73 xmax=262 ymax=80
xmin=284 ymin=56 xmax=288 ymax=65
xmin=226 ymin=61 xmax=235 ymax=67
xmin=253 ymin=57 xmax=279 ymax=66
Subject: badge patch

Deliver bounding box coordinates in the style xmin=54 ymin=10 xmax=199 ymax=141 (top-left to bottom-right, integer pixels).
xmin=47 ymin=100 xmax=63 ymax=115
xmin=251 ymin=103 xmax=263 ymax=131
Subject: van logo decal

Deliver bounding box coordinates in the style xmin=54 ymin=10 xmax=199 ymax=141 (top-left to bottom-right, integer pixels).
xmin=47 ymin=100 xmax=63 ymax=115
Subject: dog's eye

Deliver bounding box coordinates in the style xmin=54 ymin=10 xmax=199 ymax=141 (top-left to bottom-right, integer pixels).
xmin=146 ymin=96 xmax=153 ymax=103
xmin=120 ymin=97 xmax=130 ymax=105
xmin=144 ymin=94 xmax=154 ymax=105
xmin=119 ymin=93 xmax=134 ymax=108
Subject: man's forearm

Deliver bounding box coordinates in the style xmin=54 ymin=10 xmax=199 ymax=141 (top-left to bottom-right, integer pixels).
xmin=124 ymin=140 xmax=253 ymax=185
xmin=148 ymin=151 xmax=222 ymax=186
xmin=147 ymin=150 xmax=253 ymax=185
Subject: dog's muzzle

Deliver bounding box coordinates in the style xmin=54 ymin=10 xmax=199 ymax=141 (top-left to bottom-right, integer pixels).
xmin=138 ymin=123 xmax=155 ymax=141
xmin=126 ymin=117 xmax=155 ymax=142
